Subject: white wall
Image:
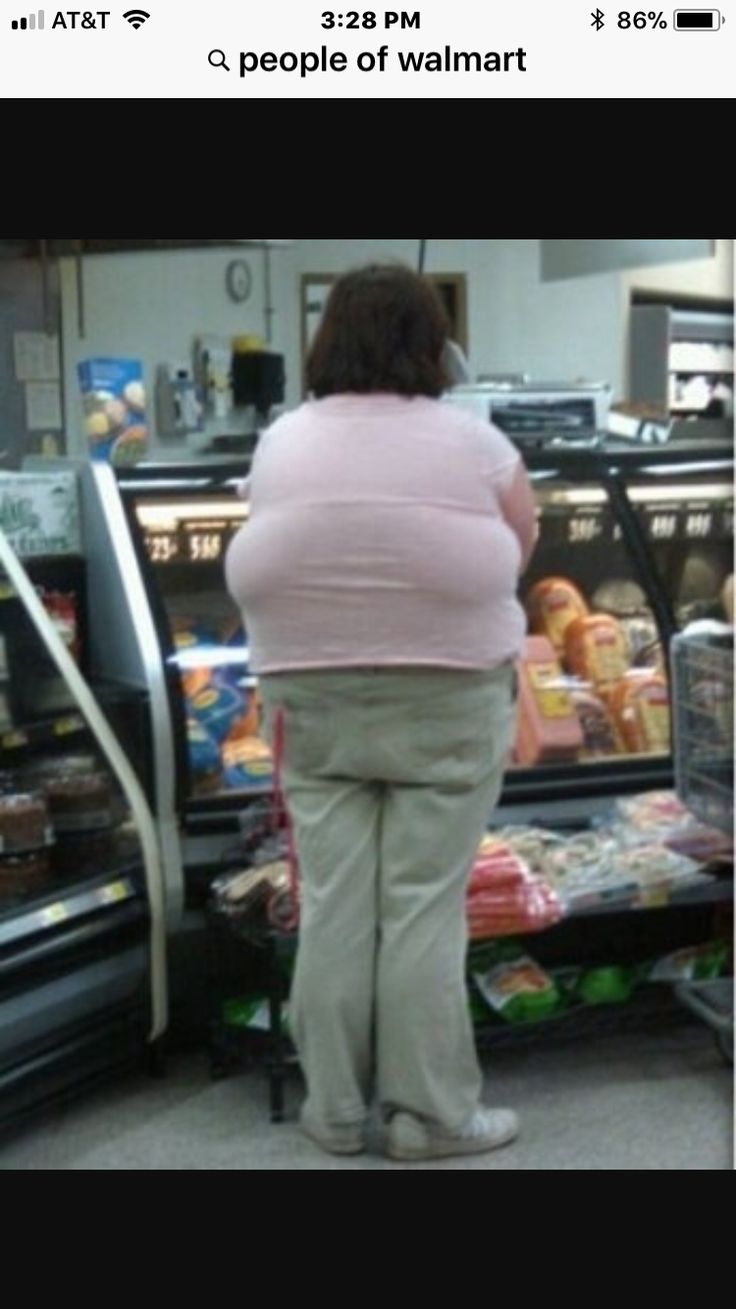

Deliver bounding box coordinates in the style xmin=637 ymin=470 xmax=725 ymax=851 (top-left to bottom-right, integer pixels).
xmin=293 ymin=239 xmax=733 ymax=401
xmin=58 ymin=240 xmax=733 ymax=456
xmin=59 ymin=246 xmax=299 ymax=458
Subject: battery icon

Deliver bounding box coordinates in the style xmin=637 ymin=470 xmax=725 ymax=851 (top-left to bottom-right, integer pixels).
xmin=673 ymin=9 xmax=721 ymax=27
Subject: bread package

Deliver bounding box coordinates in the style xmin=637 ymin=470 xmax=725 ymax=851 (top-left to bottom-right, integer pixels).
xmin=564 ymin=614 xmax=630 ymax=692
xmin=526 ymin=577 xmax=589 ymax=655
xmin=609 ymin=673 xmax=670 ymax=754
xmin=514 ymin=636 xmax=584 ymax=766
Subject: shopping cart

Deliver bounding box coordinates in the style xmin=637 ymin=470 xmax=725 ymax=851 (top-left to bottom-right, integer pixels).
xmin=670 ymin=627 xmax=734 ymax=1065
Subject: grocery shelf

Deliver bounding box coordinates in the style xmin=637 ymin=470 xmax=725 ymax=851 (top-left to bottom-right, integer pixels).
xmin=565 ymin=869 xmax=733 ymax=919
xmin=0 ymin=863 xmax=141 ymax=947
xmin=0 ymin=712 xmax=86 ymax=753
xmin=472 ymin=984 xmax=703 ymax=1054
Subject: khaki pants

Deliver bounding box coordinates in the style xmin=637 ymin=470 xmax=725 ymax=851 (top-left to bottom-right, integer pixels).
xmin=259 ymin=665 xmax=516 ymax=1132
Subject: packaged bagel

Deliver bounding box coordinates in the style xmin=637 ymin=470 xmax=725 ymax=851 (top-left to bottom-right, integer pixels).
xmin=526 ymin=577 xmax=589 ymax=655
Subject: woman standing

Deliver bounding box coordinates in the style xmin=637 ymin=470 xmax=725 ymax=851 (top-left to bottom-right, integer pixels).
xmin=225 ymin=264 xmax=537 ymax=1162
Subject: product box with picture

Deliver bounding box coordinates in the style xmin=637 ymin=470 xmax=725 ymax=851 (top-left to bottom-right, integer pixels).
xmin=78 ymin=358 xmax=148 ymax=465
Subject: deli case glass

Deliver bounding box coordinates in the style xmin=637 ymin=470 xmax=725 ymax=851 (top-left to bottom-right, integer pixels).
xmin=509 ymin=437 xmax=733 ymax=805
xmin=84 ymin=438 xmax=733 ymax=877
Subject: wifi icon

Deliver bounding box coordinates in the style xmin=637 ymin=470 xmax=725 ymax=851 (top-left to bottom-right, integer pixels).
xmin=123 ymin=8 xmax=149 ymax=27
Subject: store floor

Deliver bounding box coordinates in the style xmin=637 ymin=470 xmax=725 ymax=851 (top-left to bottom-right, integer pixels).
xmin=0 ymin=1025 xmax=731 ymax=1170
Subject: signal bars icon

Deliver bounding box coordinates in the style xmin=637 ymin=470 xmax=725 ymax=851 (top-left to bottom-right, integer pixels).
xmin=11 ymin=9 xmax=44 ymax=27
xmin=123 ymin=8 xmax=150 ymax=26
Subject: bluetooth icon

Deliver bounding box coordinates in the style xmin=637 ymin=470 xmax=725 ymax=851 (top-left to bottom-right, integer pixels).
xmin=591 ymin=7 xmax=605 ymax=27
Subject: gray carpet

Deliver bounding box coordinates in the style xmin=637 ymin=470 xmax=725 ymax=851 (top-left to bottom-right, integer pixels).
xmin=0 ymin=1026 xmax=731 ymax=1170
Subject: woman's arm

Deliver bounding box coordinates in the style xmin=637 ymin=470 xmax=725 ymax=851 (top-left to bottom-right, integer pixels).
xmin=498 ymin=461 xmax=538 ymax=573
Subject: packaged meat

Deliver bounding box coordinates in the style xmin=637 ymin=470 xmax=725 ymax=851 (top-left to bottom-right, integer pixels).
xmin=568 ymin=684 xmax=621 ymax=756
xmin=591 ymin=579 xmax=647 ymax=615
xmin=526 ymin=577 xmax=589 ymax=655
xmin=43 ymin=769 xmax=115 ymax=833
xmin=0 ymin=848 xmax=51 ymax=899
xmin=513 ymin=636 xmax=584 ymax=765
xmin=0 ymin=792 xmax=54 ymax=855
xmin=564 ymin=614 xmax=630 ymax=692
xmin=609 ymin=672 xmax=670 ymax=753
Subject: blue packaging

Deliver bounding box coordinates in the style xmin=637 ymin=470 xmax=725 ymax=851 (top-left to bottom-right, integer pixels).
xmin=77 ymin=358 xmax=148 ymax=465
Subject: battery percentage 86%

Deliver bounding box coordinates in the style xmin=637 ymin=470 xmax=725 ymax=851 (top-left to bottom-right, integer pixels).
xmin=591 ymin=10 xmax=669 ymax=27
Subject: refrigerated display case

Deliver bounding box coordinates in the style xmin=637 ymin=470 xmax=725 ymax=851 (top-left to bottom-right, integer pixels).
xmin=506 ymin=434 xmax=733 ymax=813
xmin=72 ymin=435 xmax=732 ymax=900
xmin=0 ymin=517 xmax=166 ymax=1129
xmin=73 ymin=458 xmax=267 ymax=906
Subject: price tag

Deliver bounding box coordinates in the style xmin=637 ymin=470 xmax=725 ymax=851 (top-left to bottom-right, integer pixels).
xmin=146 ymin=533 xmax=179 ymax=564
xmin=685 ymin=512 xmax=713 ymax=540
xmin=188 ymin=531 xmax=223 ymax=563
xmin=0 ymin=582 xmax=15 ymax=601
xmin=649 ymin=513 xmax=678 ymax=541
xmin=100 ymin=880 xmax=129 ymax=905
xmin=637 ymin=887 xmax=670 ymax=909
xmin=53 ymin=715 xmax=83 ymax=737
xmin=2 ymin=729 xmax=29 ymax=749
xmin=567 ymin=516 xmax=603 ymax=545
xmin=41 ymin=902 xmax=68 ymax=927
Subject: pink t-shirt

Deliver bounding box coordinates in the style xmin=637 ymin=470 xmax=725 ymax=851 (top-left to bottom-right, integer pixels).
xmin=225 ymin=394 xmax=528 ymax=673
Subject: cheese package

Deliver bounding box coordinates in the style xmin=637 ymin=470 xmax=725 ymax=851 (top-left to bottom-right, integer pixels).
xmin=526 ymin=577 xmax=589 ymax=655
xmin=514 ymin=636 xmax=584 ymax=766
xmin=608 ymin=673 xmax=671 ymax=754
xmin=564 ymin=614 xmax=630 ymax=692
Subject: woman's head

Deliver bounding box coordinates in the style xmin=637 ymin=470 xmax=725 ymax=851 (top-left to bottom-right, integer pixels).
xmin=306 ymin=264 xmax=451 ymax=399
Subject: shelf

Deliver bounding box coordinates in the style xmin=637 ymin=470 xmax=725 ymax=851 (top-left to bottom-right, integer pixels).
xmin=564 ymin=870 xmax=733 ymax=919
xmin=0 ymin=864 xmax=141 ymax=947
xmin=472 ymin=985 xmax=703 ymax=1053
xmin=0 ymin=712 xmax=86 ymax=753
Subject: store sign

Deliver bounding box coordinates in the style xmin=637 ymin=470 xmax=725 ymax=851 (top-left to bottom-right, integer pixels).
xmin=638 ymin=498 xmax=732 ymax=543
xmin=142 ymin=520 xmax=239 ymax=566
xmin=541 ymin=495 xmax=733 ymax=548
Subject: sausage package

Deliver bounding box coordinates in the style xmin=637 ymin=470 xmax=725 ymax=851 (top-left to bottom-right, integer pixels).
xmin=526 ymin=577 xmax=589 ymax=655
xmin=564 ymin=614 xmax=630 ymax=693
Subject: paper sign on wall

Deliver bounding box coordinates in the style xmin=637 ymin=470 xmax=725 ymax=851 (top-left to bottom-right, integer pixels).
xmin=14 ymin=332 xmax=60 ymax=381
xmin=25 ymin=381 xmax=63 ymax=430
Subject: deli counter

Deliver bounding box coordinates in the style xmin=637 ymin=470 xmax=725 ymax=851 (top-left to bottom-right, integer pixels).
xmin=72 ymin=436 xmax=733 ymax=906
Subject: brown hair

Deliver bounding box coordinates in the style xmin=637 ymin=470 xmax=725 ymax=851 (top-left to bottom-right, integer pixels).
xmin=306 ymin=264 xmax=450 ymax=399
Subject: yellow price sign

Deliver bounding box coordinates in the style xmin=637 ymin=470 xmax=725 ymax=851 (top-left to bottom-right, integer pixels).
xmin=53 ymin=716 xmax=83 ymax=737
xmin=637 ymin=887 xmax=670 ymax=909
xmin=101 ymin=881 xmax=128 ymax=905
xmin=41 ymin=902 xmax=68 ymax=927
xmin=2 ymin=730 xmax=29 ymax=749
xmin=0 ymin=582 xmax=15 ymax=601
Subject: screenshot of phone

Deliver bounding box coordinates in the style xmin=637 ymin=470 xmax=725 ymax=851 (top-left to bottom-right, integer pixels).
xmin=0 ymin=0 xmax=732 ymax=97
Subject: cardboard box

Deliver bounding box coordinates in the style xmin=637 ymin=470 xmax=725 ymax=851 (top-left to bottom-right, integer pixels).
xmin=0 ymin=471 xmax=81 ymax=557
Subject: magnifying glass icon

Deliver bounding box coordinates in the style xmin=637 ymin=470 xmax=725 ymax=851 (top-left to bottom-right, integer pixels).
xmin=208 ymin=49 xmax=230 ymax=71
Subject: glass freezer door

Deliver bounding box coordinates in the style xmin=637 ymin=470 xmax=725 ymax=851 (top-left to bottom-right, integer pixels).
xmin=514 ymin=474 xmax=672 ymax=773
xmin=131 ymin=493 xmax=272 ymax=805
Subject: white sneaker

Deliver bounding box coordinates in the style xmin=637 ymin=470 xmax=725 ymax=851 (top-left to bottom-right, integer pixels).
xmin=387 ymin=1107 xmax=519 ymax=1161
xmin=300 ymin=1106 xmax=366 ymax=1156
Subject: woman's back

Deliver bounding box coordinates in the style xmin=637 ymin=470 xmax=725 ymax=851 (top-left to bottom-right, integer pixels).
xmin=226 ymin=392 xmax=526 ymax=673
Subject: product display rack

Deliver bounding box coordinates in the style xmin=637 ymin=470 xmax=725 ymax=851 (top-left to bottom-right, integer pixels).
xmin=0 ymin=523 xmax=166 ymax=1131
